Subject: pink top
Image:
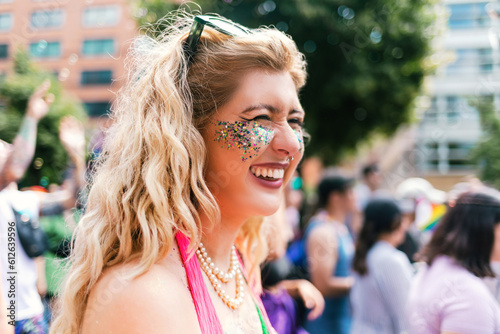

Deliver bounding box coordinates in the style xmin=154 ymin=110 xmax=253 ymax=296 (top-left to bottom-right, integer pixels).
xmin=408 ymin=255 xmax=500 ymax=334
xmin=175 ymin=231 xmax=273 ymax=334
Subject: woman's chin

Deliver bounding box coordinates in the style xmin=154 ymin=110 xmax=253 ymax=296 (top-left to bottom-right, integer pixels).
xmin=251 ymin=200 xmax=281 ymax=217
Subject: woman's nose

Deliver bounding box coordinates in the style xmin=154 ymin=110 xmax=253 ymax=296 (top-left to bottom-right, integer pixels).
xmin=271 ymin=123 xmax=302 ymax=159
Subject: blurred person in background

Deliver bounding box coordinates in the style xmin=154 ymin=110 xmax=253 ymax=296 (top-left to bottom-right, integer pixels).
xmin=1 ymin=175 xmax=49 ymax=334
xmin=0 ymin=80 xmax=52 ymax=334
xmin=351 ymin=198 xmax=413 ymax=334
xmin=260 ymin=198 xmax=324 ymax=334
xmin=353 ymin=163 xmax=382 ymax=212
xmin=351 ymin=163 xmax=383 ymax=242
xmin=304 ymin=175 xmax=356 ymax=334
xmin=0 ymin=94 xmax=85 ymax=333
xmin=447 ymin=182 xmax=500 ymax=304
xmin=407 ymin=192 xmax=500 ymax=333
xmin=0 ymin=122 xmax=84 ymax=334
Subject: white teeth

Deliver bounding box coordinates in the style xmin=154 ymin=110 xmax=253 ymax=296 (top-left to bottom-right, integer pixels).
xmin=250 ymin=167 xmax=285 ymax=179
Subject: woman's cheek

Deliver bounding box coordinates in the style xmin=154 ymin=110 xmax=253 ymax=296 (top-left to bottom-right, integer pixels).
xmin=292 ymin=128 xmax=305 ymax=154
xmin=213 ymin=119 xmax=275 ymax=162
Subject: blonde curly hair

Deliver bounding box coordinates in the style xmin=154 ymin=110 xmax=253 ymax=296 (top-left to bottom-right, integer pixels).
xmin=50 ymin=11 xmax=306 ymax=333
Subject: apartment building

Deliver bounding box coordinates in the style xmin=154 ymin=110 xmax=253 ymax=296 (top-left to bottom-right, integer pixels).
xmin=416 ymin=0 xmax=499 ymax=188
xmin=0 ymin=0 xmax=137 ymax=116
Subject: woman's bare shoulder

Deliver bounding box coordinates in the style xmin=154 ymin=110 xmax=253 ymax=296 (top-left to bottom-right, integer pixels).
xmin=81 ymin=247 xmax=200 ymax=334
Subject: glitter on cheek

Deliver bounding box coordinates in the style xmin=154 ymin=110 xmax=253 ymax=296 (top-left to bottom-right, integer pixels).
xmin=251 ymin=121 xmax=274 ymax=146
xmin=213 ymin=120 xmax=275 ymax=161
xmin=292 ymin=128 xmax=305 ymax=153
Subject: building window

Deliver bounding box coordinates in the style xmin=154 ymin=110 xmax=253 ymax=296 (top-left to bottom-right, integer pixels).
xmin=82 ymin=39 xmax=115 ymax=56
xmin=446 ymin=48 xmax=493 ymax=76
xmin=30 ymin=41 xmax=61 ymax=58
xmin=0 ymin=13 xmax=12 ymax=31
xmin=81 ymin=70 xmax=112 ymax=85
xmin=84 ymin=101 xmax=111 ymax=117
xmin=31 ymin=9 xmax=64 ymax=29
xmin=421 ymin=141 xmax=475 ymax=172
xmin=448 ymin=142 xmax=475 ymax=170
xmin=0 ymin=44 xmax=8 ymax=59
xmin=448 ymin=3 xmax=490 ymax=29
xmin=83 ymin=6 xmax=120 ymax=27
xmin=445 ymin=95 xmax=480 ymax=122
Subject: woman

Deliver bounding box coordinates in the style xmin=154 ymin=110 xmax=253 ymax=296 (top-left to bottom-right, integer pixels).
xmin=50 ymin=12 xmax=307 ymax=334
xmin=304 ymin=175 xmax=356 ymax=334
xmin=407 ymin=192 xmax=500 ymax=333
xmin=350 ymin=198 xmax=413 ymax=333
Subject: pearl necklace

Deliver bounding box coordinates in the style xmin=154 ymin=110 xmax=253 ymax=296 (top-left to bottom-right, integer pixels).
xmin=196 ymin=243 xmax=245 ymax=309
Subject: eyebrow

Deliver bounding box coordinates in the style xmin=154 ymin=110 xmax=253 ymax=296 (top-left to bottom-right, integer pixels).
xmin=241 ymin=103 xmax=304 ymax=115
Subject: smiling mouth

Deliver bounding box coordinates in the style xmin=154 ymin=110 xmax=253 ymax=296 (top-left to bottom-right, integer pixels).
xmin=250 ymin=166 xmax=285 ymax=181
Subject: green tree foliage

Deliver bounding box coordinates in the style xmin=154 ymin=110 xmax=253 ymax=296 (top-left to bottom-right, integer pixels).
xmin=134 ymin=0 xmax=438 ymax=163
xmin=132 ymin=0 xmax=177 ymax=31
xmin=471 ymin=96 xmax=500 ymax=189
xmin=0 ymin=50 xmax=87 ymax=187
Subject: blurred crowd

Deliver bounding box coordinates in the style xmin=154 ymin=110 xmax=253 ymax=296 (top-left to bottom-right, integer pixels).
xmin=2 ymin=82 xmax=500 ymax=334
xmin=262 ymin=161 xmax=500 ymax=334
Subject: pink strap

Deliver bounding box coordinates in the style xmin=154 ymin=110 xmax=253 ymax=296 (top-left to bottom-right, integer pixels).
xmin=175 ymin=232 xmax=224 ymax=334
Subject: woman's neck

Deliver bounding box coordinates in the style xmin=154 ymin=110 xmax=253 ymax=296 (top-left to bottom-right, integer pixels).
xmin=199 ymin=212 xmax=245 ymax=271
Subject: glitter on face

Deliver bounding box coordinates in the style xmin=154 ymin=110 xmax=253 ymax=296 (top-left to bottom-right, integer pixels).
xmin=293 ymin=128 xmax=304 ymax=153
xmin=213 ymin=120 xmax=275 ymax=161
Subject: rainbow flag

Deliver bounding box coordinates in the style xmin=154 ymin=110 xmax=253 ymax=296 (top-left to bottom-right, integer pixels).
xmin=419 ymin=203 xmax=447 ymax=231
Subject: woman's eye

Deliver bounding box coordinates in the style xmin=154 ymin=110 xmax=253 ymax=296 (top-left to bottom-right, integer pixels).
xmin=242 ymin=115 xmax=272 ymax=122
xmin=288 ymin=118 xmax=305 ymax=128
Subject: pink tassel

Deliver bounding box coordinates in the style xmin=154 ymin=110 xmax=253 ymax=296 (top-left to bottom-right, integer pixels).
xmin=175 ymin=232 xmax=223 ymax=334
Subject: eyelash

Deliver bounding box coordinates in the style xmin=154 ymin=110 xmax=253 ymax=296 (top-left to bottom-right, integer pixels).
xmin=241 ymin=116 xmax=305 ymax=128
xmin=289 ymin=119 xmax=305 ymax=128
xmin=242 ymin=115 xmax=271 ymax=122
